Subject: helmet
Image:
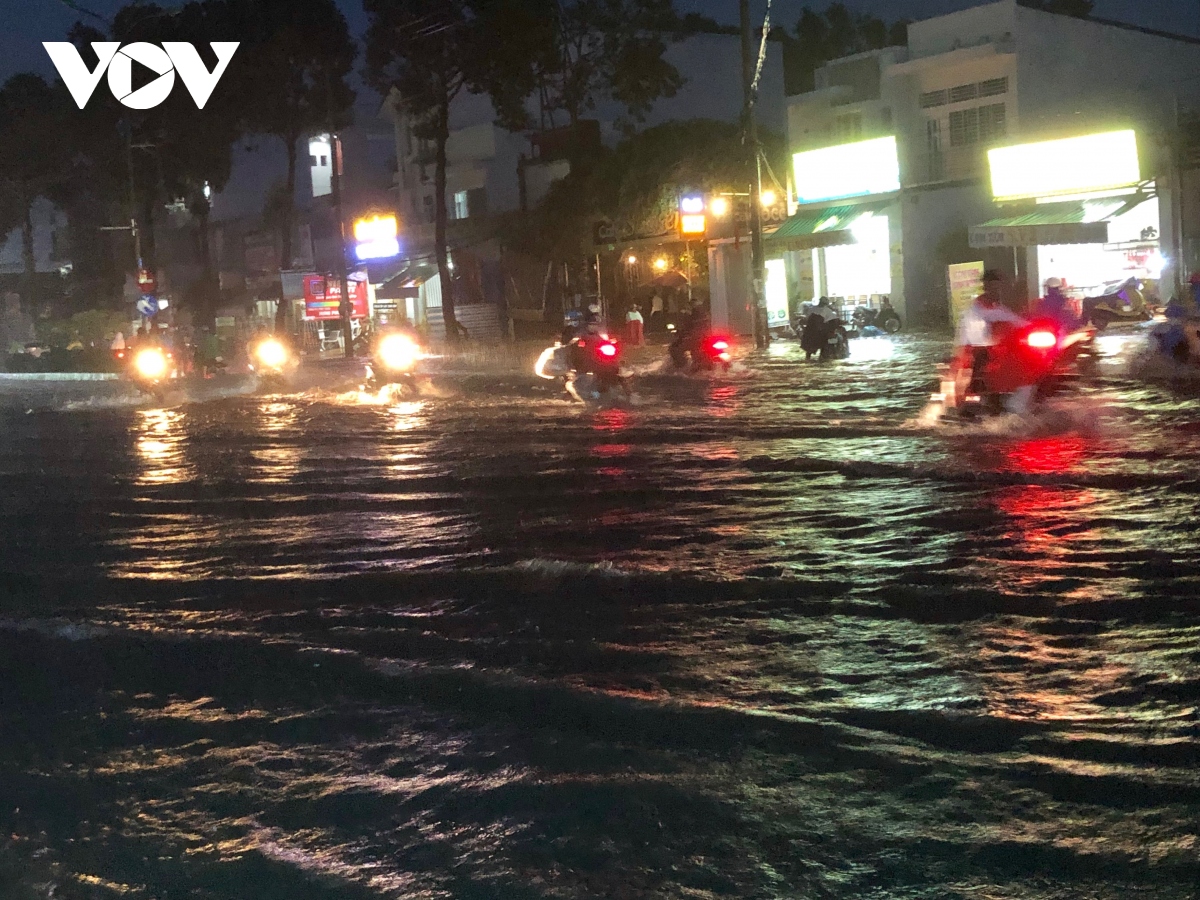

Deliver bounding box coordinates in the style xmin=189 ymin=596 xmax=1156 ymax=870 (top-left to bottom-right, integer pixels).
xmin=1045 ymin=277 xmax=1064 ymax=290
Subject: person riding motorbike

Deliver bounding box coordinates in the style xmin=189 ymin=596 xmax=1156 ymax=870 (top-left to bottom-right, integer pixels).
xmin=1151 ymin=299 xmax=1191 ymax=363
xmin=956 ymin=270 xmax=1027 ymax=391
xmin=801 ymin=297 xmax=839 ymax=360
xmin=1035 ymin=277 xmax=1077 ymax=331
xmin=669 ymin=301 xmax=711 ymax=370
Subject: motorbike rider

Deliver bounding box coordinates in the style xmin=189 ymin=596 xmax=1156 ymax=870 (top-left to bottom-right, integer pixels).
xmin=802 ymin=297 xmax=838 ymax=359
xmin=956 ymin=270 xmax=1027 ymax=390
xmin=1152 ymin=299 xmax=1191 ymax=363
xmin=1036 ymin=277 xmax=1077 ymax=331
xmin=669 ymin=300 xmax=710 ymax=369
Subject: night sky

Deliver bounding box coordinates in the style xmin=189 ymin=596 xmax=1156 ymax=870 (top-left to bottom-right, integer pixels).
xmin=4 ymin=0 xmax=1198 ymax=83
xmin=4 ymin=0 xmax=1196 ymax=221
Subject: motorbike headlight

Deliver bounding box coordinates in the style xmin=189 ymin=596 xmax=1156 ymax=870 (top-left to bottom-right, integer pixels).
xmin=379 ymin=334 xmax=419 ymax=371
xmin=134 ymin=348 xmax=168 ymax=379
xmin=255 ymin=338 xmax=288 ymax=369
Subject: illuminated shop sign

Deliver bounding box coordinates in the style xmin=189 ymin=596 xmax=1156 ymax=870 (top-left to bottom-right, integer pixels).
xmin=793 ymin=136 xmax=900 ymax=204
xmin=988 ymin=130 xmax=1140 ymax=202
xmin=354 ymin=215 xmax=400 ymax=261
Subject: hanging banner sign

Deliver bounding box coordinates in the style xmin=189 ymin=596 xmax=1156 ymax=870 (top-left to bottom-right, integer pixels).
xmin=302 ymin=272 xmax=368 ymax=320
xmin=948 ymin=262 xmax=985 ymax=328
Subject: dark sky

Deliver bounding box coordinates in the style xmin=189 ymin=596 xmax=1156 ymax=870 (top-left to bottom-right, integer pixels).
xmin=4 ymin=0 xmax=1199 ymax=84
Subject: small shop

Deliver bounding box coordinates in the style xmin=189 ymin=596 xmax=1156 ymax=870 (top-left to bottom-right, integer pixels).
xmin=969 ymin=129 xmax=1165 ymax=307
xmin=768 ymin=136 xmax=904 ymax=325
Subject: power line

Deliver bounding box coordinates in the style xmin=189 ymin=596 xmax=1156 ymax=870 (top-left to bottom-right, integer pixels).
xmin=53 ymin=0 xmax=109 ymax=25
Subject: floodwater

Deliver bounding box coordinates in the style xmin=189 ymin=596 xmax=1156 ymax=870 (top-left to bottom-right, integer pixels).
xmin=2 ymin=332 xmax=1198 ymax=899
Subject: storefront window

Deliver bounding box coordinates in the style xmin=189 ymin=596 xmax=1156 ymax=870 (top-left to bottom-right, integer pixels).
xmin=1038 ymin=197 xmax=1162 ymax=294
xmin=823 ymin=213 xmax=892 ymax=299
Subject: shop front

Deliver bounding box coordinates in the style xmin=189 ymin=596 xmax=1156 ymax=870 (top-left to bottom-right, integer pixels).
xmin=969 ymin=129 xmax=1166 ymax=309
xmin=769 ymin=136 xmax=904 ymax=324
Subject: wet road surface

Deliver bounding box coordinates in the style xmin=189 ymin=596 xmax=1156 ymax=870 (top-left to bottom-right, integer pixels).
xmin=2 ymin=333 xmax=1198 ymax=898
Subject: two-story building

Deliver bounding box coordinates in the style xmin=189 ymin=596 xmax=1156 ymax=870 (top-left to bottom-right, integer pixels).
xmin=771 ymin=0 xmax=1200 ymax=327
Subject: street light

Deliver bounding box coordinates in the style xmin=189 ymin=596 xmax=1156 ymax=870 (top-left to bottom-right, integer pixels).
xmin=760 ymin=189 xmax=777 ymax=207
xmin=653 ymin=257 xmax=669 ymax=271
xmin=627 ymin=255 xmax=638 ymax=265
xmin=710 ymin=196 xmax=731 ymax=217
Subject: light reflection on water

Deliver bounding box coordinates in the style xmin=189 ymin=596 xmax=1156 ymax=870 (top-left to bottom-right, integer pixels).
xmin=4 ymin=332 xmax=1200 ymax=899
xmin=134 ymin=408 xmax=193 ymax=486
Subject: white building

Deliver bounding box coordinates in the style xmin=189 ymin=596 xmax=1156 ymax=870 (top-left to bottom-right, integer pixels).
xmin=0 ymin=198 xmax=71 ymax=278
xmin=771 ymin=0 xmax=1200 ymax=327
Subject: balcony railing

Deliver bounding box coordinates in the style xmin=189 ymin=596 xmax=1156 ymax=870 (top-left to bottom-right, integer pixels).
xmin=905 ymin=145 xmax=987 ymax=187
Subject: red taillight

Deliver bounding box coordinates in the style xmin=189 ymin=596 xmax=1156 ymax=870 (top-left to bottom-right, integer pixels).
xmin=598 ymin=342 xmax=618 ymax=358
xmin=1026 ymin=330 xmax=1057 ymax=350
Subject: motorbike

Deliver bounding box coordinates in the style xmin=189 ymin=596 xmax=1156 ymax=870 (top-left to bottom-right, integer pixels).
xmin=126 ymin=344 xmax=176 ymax=402
xmin=934 ymin=318 xmax=1096 ymax=417
xmin=800 ymin=314 xmax=850 ymax=361
xmin=1081 ymin=277 xmax=1152 ymax=330
xmin=248 ymin=336 xmax=296 ymax=391
xmin=852 ymin=304 xmax=902 ymax=335
xmin=364 ymin=332 xmax=424 ymax=394
xmin=536 ymin=333 xmax=632 ymax=402
xmin=669 ymin=332 xmax=732 ymax=374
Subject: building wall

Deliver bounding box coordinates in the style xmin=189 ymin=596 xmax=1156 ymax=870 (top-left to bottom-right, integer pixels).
xmin=0 ymin=198 xmax=69 ymax=276
xmin=907 ymin=1 xmax=1016 ymax=59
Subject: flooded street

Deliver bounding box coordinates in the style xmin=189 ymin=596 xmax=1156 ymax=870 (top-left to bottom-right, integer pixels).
xmin=2 ymin=333 xmax=1198 ymax=899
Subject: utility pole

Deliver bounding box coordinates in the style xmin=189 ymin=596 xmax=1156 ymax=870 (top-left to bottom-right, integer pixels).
xmin=329 ymin=132 xmax=355 ymax=358
xmin=741 ymin=0 xmax=769 ymax=348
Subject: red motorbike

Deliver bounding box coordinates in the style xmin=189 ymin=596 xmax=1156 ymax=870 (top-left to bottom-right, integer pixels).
xmin=936 ymin=318 xmax=1095 ymax=417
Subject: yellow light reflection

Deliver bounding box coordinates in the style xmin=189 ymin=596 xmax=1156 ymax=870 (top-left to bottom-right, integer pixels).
xmin=135 ymin=408 xmax=193 ymax=486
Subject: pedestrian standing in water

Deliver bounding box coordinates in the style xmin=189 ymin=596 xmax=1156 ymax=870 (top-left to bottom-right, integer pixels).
xmin=649 ymin=291 xmax=665 ymax=334
xmin=626 ymin=303 xmax=645 ymax=346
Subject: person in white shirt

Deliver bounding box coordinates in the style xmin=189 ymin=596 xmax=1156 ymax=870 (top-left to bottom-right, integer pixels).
xmin=956 ymin=270 xmax=1026 ymax=391
xmin=625 ymin=304 xmax=644 ymax=346
xmin=957 ymin=271 xmax=1026 ymax=348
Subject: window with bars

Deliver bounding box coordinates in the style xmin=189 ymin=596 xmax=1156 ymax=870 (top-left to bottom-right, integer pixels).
xmin=949 ymin=103 xmax=1007 ymax=147
xmin=920 ymin=89 xmax=947 ymax=109
xmin=979 ymin=77 xmax=1009 ymax=98
xmin=949 ymin=83 xmax=978 ymax=103
xmin=979 ymin=103 xmax=1007 ymax=142
xmin=832 ymin=113 xmax=862 ymax=142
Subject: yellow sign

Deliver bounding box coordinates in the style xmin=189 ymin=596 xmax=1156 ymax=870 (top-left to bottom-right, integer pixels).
xmin=989 ymin=130 xmax=1140 ymax=202
xmin=793 ymin=136 xmax=900 ymax=204
xmin=680 ymin=213 xmax=707 ymax=235
xmin=948 ymin=262 xmax=984 ymax=327
xmin=353 ymin=214 xmax=398 ymax=242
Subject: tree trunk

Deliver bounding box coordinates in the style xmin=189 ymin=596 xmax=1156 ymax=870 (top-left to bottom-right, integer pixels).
xmin=434 ymin=94 xmax=460 ymax=344
xmin=276 ymin=135 xmax=297 ymax=332
xmin=20 ymin=197 xmax=36 ymax=315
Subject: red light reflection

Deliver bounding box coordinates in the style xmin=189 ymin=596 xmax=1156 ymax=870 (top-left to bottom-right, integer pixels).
xmin=1003 ymin=436 xmax=1088 ymax=475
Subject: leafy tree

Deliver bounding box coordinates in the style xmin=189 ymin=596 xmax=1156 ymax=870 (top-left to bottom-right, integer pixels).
xmin=533 ymin=0 xmax=686 ymax=130
xmin=237 ymin=0 xmax=357 ymax=289
xmin=785 ymin=4 xmax=907 ymax=95
xmin=365 ymin=0 xmax=542 ymax=341
xmin=0 ymin=74 xmax=74 ymax=312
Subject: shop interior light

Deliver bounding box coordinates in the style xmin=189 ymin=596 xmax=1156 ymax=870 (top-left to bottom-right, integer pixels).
xmin=710 ymin=196 xmax=730 ymax=217
xmin=814 ymin=215 xmax=841 ymax=233
xmin=680 ymin=196 xmax=705 ymax=214
xmin=793 ymin=136 xmax=900 ymax=203
xmin=849 ymin=211 xmax=877 ymax=243
xmin=990 ymin=130 xmax=1140 ymax=202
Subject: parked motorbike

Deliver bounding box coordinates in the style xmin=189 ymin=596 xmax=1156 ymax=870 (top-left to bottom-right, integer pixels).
xmin=536 ymin=333 xmax=631 ymax=402
xmin=1081 ymin=277 xmax=1152 ymax=330
xmin=365 ymin=332 xmax=423 ymax=393
xmin=934 ymin=318 xmax=1096 ymax=417
xmin=248 ymin=336 xmax=296 ymax=391
xmin=127 ymin=345 xmax=176 ymax=402
xmin=852 ymin=304 xmax=902 ymax=335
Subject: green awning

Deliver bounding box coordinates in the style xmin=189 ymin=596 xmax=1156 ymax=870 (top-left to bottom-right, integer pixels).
xmin=767 ymin=200 xmax=893 ymax=251
xmin=969 ymin=197 xmax=1151 ymax=248
xmin=376 ymin=263 xmax=438 ymax=299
